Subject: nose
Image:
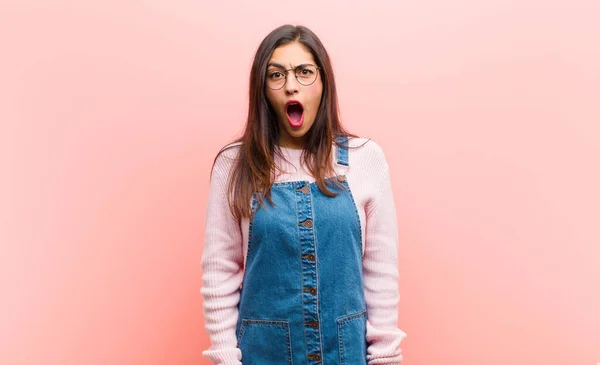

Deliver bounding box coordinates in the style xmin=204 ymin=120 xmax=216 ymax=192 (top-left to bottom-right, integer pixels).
xmin=284 ymin=71 xmax=299 ymax=95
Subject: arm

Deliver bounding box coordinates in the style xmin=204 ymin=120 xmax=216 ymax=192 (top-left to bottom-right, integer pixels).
xmin=363 ymin=146 xmax=407 ymax=365
xmin=200 ymin=154 xmax=244 ymax=365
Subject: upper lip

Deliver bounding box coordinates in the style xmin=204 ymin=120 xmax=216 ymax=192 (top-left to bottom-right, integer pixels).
xmin=285 ymin=100 xmax=303 ymax=109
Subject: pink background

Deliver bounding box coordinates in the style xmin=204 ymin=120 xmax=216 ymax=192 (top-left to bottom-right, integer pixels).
xmin=2 ymin=0 xmax=599 ymax=364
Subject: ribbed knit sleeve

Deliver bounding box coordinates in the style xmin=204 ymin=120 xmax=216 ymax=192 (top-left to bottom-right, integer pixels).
xmin=362 ymin=143 xmax=407 ymax=364
xmin=200 ymin=148 xmax=244 ymax=365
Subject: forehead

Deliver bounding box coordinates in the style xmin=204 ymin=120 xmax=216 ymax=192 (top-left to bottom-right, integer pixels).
xmin=268 ymin=41 xmax=316 ymax=68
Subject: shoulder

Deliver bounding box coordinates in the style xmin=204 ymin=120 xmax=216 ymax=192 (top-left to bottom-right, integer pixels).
xmin=346 ymin=137 xmax=388 ymax=164
xmin=214 ymin=141 xmax=243 ymax=166
xmin=341 ymin=137 xmax=391 ymax=188
xmin=210 ymin=141 xmax=243 ymax=186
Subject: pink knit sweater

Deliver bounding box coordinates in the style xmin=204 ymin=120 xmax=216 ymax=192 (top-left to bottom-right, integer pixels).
xmin=201 ymin=138 xmax=406 ymax=364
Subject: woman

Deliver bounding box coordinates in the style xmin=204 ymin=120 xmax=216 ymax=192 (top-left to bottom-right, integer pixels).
xmin=201 ymin=24 xmax=406 ymax=365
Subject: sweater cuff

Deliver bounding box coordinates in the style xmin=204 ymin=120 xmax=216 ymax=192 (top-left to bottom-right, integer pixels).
xmin=366 ymin=320 xmax=407 ymax=365
xmin=202 ymin=347 xmax=242 ymax=365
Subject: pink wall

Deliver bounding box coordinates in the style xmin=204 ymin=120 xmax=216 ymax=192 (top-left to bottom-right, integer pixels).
xmin=2 ymin=0 xmax=599 ymax=364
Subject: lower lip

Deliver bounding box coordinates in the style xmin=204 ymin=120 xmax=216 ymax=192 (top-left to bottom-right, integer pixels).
xmin=287 ymin=112 xmax=304 ymax=128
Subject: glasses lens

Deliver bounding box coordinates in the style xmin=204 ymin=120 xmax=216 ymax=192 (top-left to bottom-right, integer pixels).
xmin=266 ymin=70 xmax=285 ymax=89
xmin=296 ymin=65 xmax=318 ymax=86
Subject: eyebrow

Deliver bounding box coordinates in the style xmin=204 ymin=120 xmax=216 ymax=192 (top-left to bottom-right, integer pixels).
xmin=267 ymin=62 xmax=314 ymax=69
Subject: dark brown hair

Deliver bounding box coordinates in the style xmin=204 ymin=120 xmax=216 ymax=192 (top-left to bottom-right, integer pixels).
xmin=213 ymin=24 xmax=359 ymax=221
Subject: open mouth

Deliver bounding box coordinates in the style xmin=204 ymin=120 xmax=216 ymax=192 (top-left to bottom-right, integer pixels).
xmin=285 ymin=101 xmax=304 ymax=128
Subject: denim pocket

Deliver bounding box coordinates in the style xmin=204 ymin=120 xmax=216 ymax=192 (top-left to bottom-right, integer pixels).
xmin=337 ymin=310 xmax=367 ymax=365
xmin=237 ymin=319 xmax=292 ymax=365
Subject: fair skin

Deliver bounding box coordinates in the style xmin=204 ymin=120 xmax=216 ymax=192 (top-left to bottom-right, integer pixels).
xmin=265 ymin=41 xmax=323 ymax=150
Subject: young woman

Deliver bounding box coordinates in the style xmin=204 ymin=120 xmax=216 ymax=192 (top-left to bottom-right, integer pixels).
xmin=201 ymin=24 xmax=406 ymax=365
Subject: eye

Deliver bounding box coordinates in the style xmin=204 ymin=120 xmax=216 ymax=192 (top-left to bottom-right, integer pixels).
xmin=268 ymin=71 xmax=284 ymax=79
xmin=299 ymin=68 xmax=313 ymax=75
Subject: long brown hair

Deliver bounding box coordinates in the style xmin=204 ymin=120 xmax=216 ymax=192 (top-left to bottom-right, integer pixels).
xmin=213 ymin=24 xmax=358 ymax=221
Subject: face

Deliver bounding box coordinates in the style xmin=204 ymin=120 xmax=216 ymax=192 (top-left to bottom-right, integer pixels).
xmin=265 ymin=41 xmax=323 ymax=149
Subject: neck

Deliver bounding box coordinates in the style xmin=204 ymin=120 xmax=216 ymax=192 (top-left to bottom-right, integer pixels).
xmin=278 ymin=136 xmax=306 ymax=150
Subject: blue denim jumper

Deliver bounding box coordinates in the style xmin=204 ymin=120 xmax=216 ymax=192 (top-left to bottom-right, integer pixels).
xmin=235 ymin=137 xmax=367 ymax=365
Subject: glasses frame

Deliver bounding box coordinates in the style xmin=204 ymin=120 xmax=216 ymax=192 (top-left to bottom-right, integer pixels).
xmin=265 ymin=63 xmax=321 ymax=90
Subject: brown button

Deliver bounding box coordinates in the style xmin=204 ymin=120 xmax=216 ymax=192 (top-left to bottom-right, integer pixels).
xmin=305 ymin=321 xmax=319 ymax=329
xmin=308 ymin=353 xmax=322 ymax=361
xmin=297 ymin=185 xmax=310 ymax=194
xmin=337 ymin=175 xmax=346 ymax=182
xmin=300 ymin=219 xmax=313 ymax=228
xmin=303 ymin=254 xmax=316 ymax=261
xmin=304 ymin=287 xmax=317 ymax=295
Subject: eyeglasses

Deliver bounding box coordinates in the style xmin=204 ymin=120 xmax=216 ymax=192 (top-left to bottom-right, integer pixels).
xmin=266 ymin=64 xmax=321 ymax=90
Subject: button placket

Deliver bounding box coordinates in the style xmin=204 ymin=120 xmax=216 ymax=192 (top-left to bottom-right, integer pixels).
xmin=294 ymin=181 xmax=322 ymax=362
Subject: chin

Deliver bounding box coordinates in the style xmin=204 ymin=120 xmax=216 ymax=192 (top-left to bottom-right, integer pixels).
xmin=289 ymin=132 xmax=308 ymax=139
xmin=290 ymin=125 xmax=311 ymax=136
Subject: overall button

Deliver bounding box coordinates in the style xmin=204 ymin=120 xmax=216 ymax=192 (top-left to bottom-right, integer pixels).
xmin=300 ymin=219 xmax=313 ymax=228
xmin=305 ymin=321 xmax=319 ymax=329
xmin=308 ymin=353 xmax=322 ymax=362
xmin=296 ymin=185 xmax=310 ymax=194
xmin=302 ymin=254 xmax=316 ymax=261
xmin=303 ymin=287 xmax=317 ymax=295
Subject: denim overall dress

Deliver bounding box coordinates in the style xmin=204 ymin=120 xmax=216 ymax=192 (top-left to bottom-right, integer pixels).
xmin=235 ymin=137 xmax=367 ymax=365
